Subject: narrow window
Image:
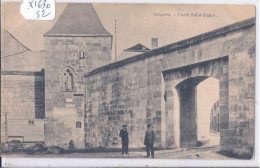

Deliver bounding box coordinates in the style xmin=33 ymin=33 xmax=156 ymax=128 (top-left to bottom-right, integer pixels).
xmin=76 ymin=122 xmax=81 ymax=128
xmin=79 ymin=52 xmax=85 ymax=60
xmin=28 ymin=120 xmax=34 ymax=126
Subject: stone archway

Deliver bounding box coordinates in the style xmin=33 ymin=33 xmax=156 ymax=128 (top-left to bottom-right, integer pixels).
xmin=162 ymin=56 xmax=228 ymax=149
xmin=176 ymin=76 xmax=208 ymax=147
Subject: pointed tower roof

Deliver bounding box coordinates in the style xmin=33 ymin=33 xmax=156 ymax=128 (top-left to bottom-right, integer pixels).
xmin=44 ymin=3 xmax=111 ymax=37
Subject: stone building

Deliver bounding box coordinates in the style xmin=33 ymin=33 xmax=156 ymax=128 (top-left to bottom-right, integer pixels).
xmin=1 ymin=3 xmax=256 ymax=158
xmin=43 ymin=3 xmax=112 ymax=148
xmin=1 ymin=29 xmax=45 ymax=146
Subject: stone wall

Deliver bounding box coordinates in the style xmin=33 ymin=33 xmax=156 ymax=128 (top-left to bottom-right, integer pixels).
xmin=1 ymin=70 xmax=45 ymax=143
xmin=84 ymin=18 xmax=255 ymax=157
xmin=85 ymin=60 xmax=150 ymax=148
xmin=210 ymin=101 xmax=220 ymax=132
xmin=44 ymin=35 xmax=112 ymax=148
xmin=227 ymin=25 xmax=255 ymax=156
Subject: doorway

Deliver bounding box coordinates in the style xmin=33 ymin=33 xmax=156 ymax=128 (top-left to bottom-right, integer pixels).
xmin=175 ymin=76 xmax=220 ymax=148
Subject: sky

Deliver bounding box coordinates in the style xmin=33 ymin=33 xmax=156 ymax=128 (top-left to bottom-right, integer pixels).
xmin=1 ymin=2 xmax=255 ymax=60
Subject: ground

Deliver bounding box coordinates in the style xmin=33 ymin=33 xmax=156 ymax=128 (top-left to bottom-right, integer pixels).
xmin=2 ymin=146 xmax=237 ymax=160
xmin=2 ymin=133 xmax=237 ymax=159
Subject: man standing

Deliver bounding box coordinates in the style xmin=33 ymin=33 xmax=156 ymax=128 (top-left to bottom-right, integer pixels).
xmin=119 ymin=125 xmax=129 ymax=155
xmin=144 ymin=124 xmax=155 ymax=158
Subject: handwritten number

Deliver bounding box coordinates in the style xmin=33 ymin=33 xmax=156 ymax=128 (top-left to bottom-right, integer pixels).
xmin=28 ymin=0 xmax=34 ymax=8
xmin=27 ymin=0 xmax=52 ymax=19
xmin=42 ymin=10 xmax=50 ymax=17
xmin=38 ymin=0 xmax=42 ymax=8
xmin=42 ymin=0 xmax=46 ymax=8
xmin=36 ymin=11 xmax=40 ymax=18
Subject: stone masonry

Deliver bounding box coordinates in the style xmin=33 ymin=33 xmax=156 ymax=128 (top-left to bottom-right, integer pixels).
xmin=84 ymin=18 xmax=255 ymax=157
xmin=1 ymin=70 xmax=45 ymax=145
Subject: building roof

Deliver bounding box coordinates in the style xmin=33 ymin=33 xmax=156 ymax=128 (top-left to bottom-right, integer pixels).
xmin=117 ymin=51 xmax=143 ymax=61
xmin=124 ymin=43 xmax=150 ymax=52
xmin=1 ymin=29 xmax=29 ymax=57
xmin=44 ymin=3 xmax=111 ymax=37
xmin=1 ymin=29 xmax=45 ymax=71
xmin=117 ymin=43 xmax=150 ymax=61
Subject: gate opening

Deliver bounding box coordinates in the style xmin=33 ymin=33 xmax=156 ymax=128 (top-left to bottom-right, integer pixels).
xmin=174 ymin=76 xmax=220 ymax=148
xmin=197 ymin=77 xmax=220 ymax=148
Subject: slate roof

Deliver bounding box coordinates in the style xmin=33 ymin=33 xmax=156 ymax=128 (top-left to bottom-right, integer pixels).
xmin=1 ymin=29 xmax=45 ymax=71
xmin=1 ymin=29 xmax=29 ymax=57
xmin=124 ymin=43 xmax=150 ymax=52
xmin=117 ymin=51 xmax=143 ymax=61
xmin=45 ymin=3 xmax=111 ymax=37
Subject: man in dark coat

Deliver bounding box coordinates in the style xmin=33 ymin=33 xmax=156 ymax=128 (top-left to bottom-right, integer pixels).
xmin=144 ymin=124 xmax=155 ymax=158
xmin=119 ymin=125 xmax=129 ymax=154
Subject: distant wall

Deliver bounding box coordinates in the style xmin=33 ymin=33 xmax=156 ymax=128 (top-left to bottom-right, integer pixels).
xmin=210 ymin=101 xmax=220 ymax=132
xmin=1 ymin=70 xmax=45 ymax=143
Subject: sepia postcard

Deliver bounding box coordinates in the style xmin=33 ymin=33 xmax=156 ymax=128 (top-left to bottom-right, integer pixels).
xmin=0 ymin=0 xmax=258 ymax=167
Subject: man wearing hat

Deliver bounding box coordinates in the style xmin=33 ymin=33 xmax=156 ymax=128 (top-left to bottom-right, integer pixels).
xmin=119 ymin=124 xmax=129 ymax=154
xmin=144 ymin=124 xmax=155 ymax=158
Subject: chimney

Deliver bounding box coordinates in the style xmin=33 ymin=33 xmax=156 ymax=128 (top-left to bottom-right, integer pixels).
xmin=151 ymin=38 xmax=158 ymax=50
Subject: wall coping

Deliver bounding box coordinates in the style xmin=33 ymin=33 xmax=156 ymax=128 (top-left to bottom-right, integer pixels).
xmin=162 ymin=56 xmax=228 ymax=76
xmin=85 ymin=17 xmax=255 ymax=78
xmin=1 ymin=69 xmax=45 ymax=76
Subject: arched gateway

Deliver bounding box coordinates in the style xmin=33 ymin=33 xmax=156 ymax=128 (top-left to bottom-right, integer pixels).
xmin=163 ymin=56 xmax=228 ymax=148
